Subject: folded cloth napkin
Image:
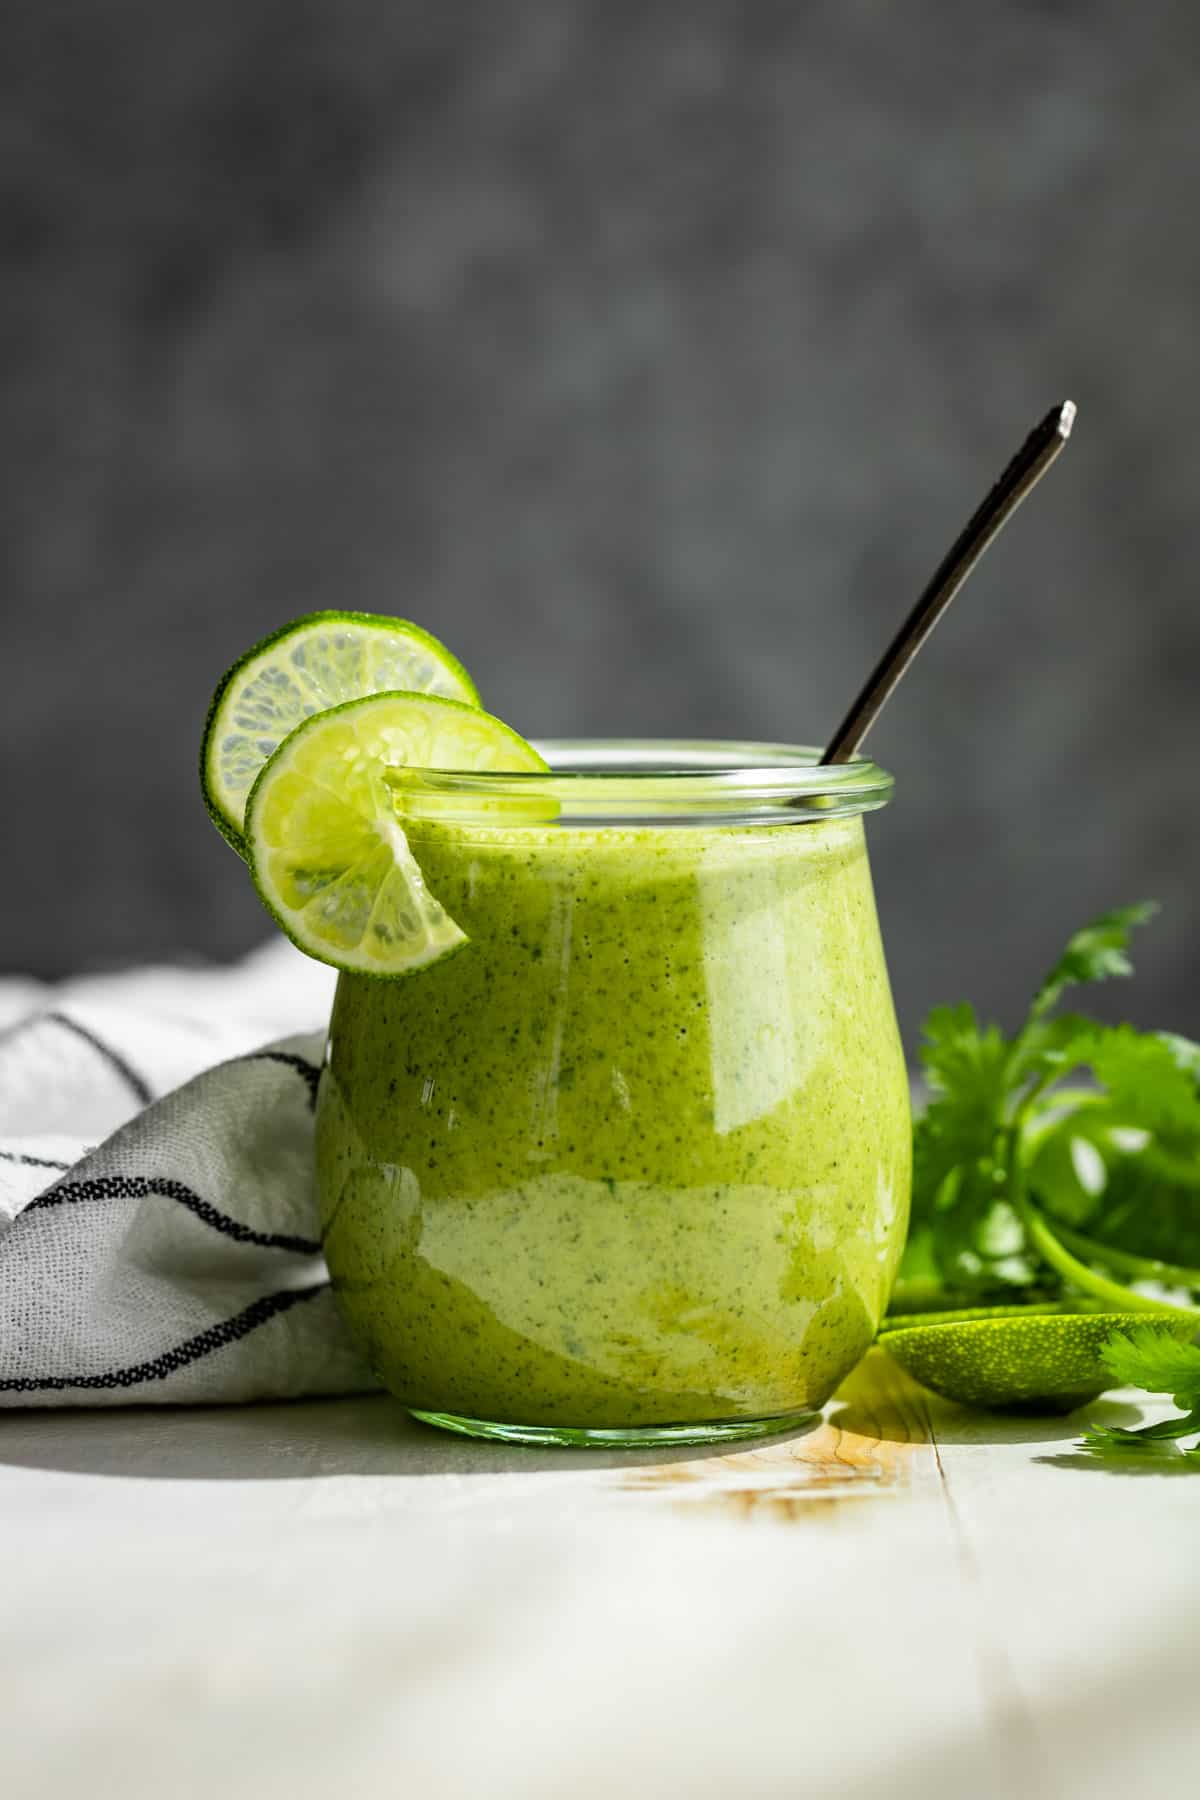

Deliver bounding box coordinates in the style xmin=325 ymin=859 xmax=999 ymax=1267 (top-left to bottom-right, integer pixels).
xmin=0 ymin=941 xmax=378 ymax=1406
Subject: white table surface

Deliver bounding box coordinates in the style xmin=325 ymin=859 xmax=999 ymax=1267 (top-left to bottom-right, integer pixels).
xmin=3 ymin=1350 xmax=1196 ymax=1800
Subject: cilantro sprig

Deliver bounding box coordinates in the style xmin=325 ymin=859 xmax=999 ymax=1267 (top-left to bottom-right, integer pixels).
xmin=1081 ymin=1327 xmax=1200 ymax=1461
xmin=904 ymin=903 xmax=1200 ymax=1454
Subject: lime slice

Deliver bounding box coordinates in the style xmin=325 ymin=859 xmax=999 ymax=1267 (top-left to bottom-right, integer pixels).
xmin=878 ymin=1306 xmax=1195 ymax=1413
xmin=202 ymin=612 xmax=480 ymax=850
xmin=246 ymin=691 xmax=548 ymax=977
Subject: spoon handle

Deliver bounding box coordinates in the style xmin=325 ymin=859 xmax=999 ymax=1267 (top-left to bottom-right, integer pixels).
xmin=821 ymin=400 xmax=1076 ymax=765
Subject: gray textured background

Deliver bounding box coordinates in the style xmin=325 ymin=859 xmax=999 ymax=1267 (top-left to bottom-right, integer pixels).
xmin=4 ymin=0 xmax=1199 ymax=1051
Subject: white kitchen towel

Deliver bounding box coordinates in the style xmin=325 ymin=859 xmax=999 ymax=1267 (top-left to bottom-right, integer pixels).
xmin=0 ymin=941 xmax=378 ymax=1406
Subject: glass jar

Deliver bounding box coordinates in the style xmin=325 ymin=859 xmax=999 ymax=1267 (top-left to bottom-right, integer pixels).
xmin=315 ymin=741 xmax=910 ymax=1447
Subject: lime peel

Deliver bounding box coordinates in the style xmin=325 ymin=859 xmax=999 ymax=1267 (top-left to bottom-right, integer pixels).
xmin=878 ymin=1306 xmax=1196 ymax=1412
xmin=245 ymin=690 xmax=547 ymax=979
xmin=201 ymin=611 xmax=481 ymax=852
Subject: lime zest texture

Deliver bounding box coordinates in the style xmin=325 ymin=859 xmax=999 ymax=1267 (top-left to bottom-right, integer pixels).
xmin=201 ymin=611 xmax=480 ymax=851
xmin=879 ymin=1306 xmax=1196 ymax=1412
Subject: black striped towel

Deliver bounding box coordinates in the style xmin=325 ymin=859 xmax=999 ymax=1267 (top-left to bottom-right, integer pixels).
xmin=0 ymin=944 xmax=376 ymax=1406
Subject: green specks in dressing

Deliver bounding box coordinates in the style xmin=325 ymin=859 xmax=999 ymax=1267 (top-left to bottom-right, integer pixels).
xmin=316 ymin=814 xmax=911 ymax=1429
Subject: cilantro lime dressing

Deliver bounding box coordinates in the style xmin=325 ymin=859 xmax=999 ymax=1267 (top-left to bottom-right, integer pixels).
xmin=316 ymin=813 xmax=911 ymax=1429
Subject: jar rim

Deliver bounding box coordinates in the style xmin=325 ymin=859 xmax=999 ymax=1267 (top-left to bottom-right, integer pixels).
xmin=394 ymin=738 xmax=893 ymax=826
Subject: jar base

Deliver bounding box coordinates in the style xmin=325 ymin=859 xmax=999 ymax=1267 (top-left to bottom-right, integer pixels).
xmin=409 ymin=1406 xmax=821 ymax=1449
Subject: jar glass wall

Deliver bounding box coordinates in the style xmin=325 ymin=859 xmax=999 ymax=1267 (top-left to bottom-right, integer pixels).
xmin=315 ymin=742 xmax=910 ymax=1447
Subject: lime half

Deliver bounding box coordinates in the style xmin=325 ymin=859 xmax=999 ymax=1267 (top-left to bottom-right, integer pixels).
xmin=202 ymin=612 xmax=480 ymax=850
xmin=879 ymin=1307 xmax=1195 ymax=1412
xmin=246 ymin=691 xmax=548 ymax=977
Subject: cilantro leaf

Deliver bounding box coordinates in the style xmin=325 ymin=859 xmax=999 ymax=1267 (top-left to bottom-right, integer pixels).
xmin=1054 ymin=1024 xmax=1200 ymax=1140
xmin=1026 ymin=1024 xmax=1200 ymax=1285
xmin=920 ymin=1003 xmax=1009 ymax=1100
xmin=1099 ymin=1324 xmax=1200 ymax=1404
xmin=1029 ymin=1109 xmax=1200 ymax=1273
xmin=912 ymin=1003 xmax=1008 ymax=1218
xmin=910 ymin=1004 xmax=1042 ymax=1293
xmin=1156 ymin=1031 xmax=1200 ymax=1081
xmin=1080 ymin=1422 xmax=1200 ymax=1455
xmin=1005 ymin=1009 xmax=1097 ymax=1091
xmin=902 ymin=901 xmax=1200 ymax=1450
xmin=905 ymin=901 xmax=1200 ymax=1312
xmin=1027 ymin=903 xmax=1157 ymax=1026
xmin=1080 ymin=1325 xmax=1200 ymax=1457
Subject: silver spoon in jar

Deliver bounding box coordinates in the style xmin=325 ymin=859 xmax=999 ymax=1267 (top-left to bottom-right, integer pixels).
xmin=822 ymin=400 xmax=1076 ymax=765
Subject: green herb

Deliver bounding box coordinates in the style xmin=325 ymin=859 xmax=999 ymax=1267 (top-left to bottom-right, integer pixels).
xmin=1080 ymin=1325 xmax=1200 ymax=1460
xmin=901 ymin=903 xmax=1200 ymax=1450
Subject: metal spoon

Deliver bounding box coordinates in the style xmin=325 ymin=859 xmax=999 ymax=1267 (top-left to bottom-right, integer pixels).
xmin=822 ymin=400 xmax=1076 ymax=765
